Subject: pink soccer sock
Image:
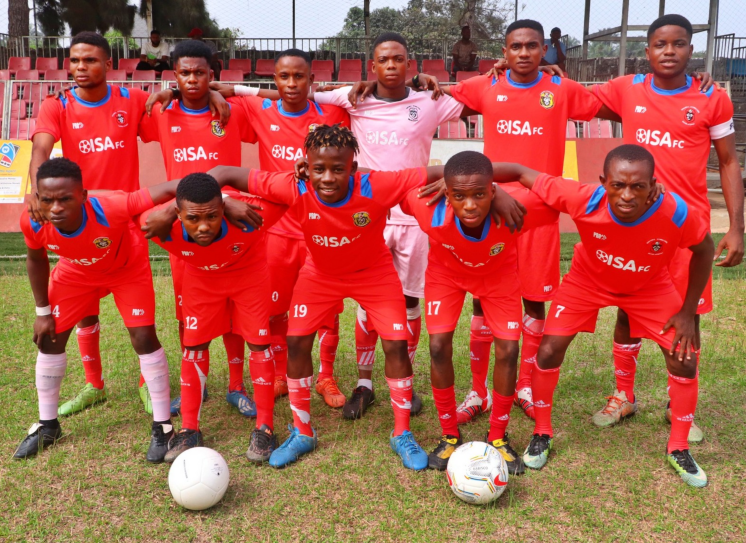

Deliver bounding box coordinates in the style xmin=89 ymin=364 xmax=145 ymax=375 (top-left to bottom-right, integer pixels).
xmin=222 ymin=332 xmax=246 ymax=392
xmin=432 ymin=384 xmax=459 ymax=437
xmin=355 ymin=308 xmax=378 ymax=369
xmin=138 ymin=347 xmax=171 ymax=422
xmin=531 ymin=364 xmax=560 ymax=437
xmin=613 ymin=342 xmax=641 ymax=403
xmin=469 ymin=315 xmax=492 ymax=398
xmin=386 ymin=375 xmax=414 ymax=436
xmin=287 ymin=376 xmax=313 ymax=436
xmin=77 ymin=323 xmax=103 ymax=389
xmin=180 ymin=349 xmax=209 ymax=431
xmin=487 ymin=392 xmax=514 ymax=442
xmin=249 ymin=348 xmax=275 ymax=430
xmin=517 ymin=315 xmax=544 ymax=390
xmin=36 ymin=352 xmax=67 ymax=421
xmin=318 ymin=315 xmax=340 ymax=382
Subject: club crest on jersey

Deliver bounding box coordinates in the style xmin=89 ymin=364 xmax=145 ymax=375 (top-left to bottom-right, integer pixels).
xmin=352 ymin=211 xmax=371 ymax=227
xmin=113 ymin=110 xmax=128 ymax=127
xmin=308 ymin=123 xmax=319 ymax=133
xmin=229 ymin=242 xmax=244 ymax=254
xmin=407 ymin=105 xmax=421 ymax=122
xmin=647 ymin=238 xmax=668 ymax=255
xmin=93 ymin=237 xmax=111 ymax=249
xmin=681 ymin=106 xmax=699 ymax=126
xmin=539 ymin=91 xmax=555 ymax=110
xmin=489 ymin=242 xmax=505 ymax=256
xmin=211 ymin=120 xmax=226 ymax=138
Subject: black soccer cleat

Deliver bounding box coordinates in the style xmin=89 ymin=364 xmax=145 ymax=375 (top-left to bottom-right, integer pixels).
xmin=428 ymin=434 xmax=462 ymax=471
xmin=146 ymin=421 xmax=174 ymax=463
xmin=164 ymin=428 xmax=203 ymax=463
xmin=485 ymin=432 xmax=525 ymax=476
xmin=343 ymin=386 xmax=376 ymax=420
xmin=245 ymin=424 xmax=279 ymax=464
xmin=14 ymin=423 xmax=62 ymax=459
xmin=410 ymin=390 xmax=424 ymax=416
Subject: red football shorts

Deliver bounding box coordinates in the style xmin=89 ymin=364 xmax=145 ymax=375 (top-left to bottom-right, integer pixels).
xmin=181 ymin=265 xmax=271 ymax=346
xmin=544 ymin=268 xmax=683 ymax=350
xmin=48 ymin=257 xmax=155 ymax=333
xmin=424 ymin=262 xmax=522 ymax=340
xmin=170 ymin=253 xmax=186 ymax=321
xmin=288 ymin=260 xmax=407 ymax=340
xmin=668 ymin=246 xmax=712 ymax=315
xmin=516 ymin=218 xmax=560 ymax=302
xmin=266 ymin=232 xmax=307 ymax=316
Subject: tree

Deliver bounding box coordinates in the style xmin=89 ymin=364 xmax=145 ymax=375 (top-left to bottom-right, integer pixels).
xmin=139 ymin=0 xmax=223 ymax=38
xmin=8 ymin=0 xmax=30 ymax=37
xmin=34 ymin=0 xmax=136 ymax=36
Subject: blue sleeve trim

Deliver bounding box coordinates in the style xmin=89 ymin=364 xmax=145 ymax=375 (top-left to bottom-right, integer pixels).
xmin=239 ymin=220 xmax=255 ymax=233
xmin=120 ymin=86 xmax=130 ymax=99
xmin=359 ymin=173 xmax=372 ymax=198
xmin=632 ymin=74 xmax=646 ymax=85
xmin=30 ymin=216 xmax=43 ymax=233
xmin=312 ymin=101 xmax=323 ymax=115
xmin=550 ymin=75 xmax=562 ymax=86
xmin=89 ymin=197 xmax=110 ymax=227
xmin=262 ymin=98 xmax=272 ymax=110
xmin=703 ymin=85 xmax=714 ymax=97
xmin=431 ymin=198 xmax=447 ymax=227
xmin=585 ymin=185 xmax=606 ymax=214
xmin=298 ymin=180 xmax=308 ymax=195
xmin=670 ymin=192 xmax=688 ymax=228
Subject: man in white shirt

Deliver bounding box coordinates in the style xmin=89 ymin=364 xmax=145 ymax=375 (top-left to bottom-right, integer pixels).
xmin=137 ymin=29 xmax=170 ymax=73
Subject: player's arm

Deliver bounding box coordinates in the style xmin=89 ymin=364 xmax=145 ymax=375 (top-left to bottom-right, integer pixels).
xmin=28 ymin=133 xmax=57 ymax=224
xmin=661 ymin=233 xmax=715 ymax=361
xmin=208 ymin=82 xmax=281 ymax=100
xmin=26 ymin=245 xmax=56 ymax=347
xmin=144 ymin=88 xmax=232 ymax=125
xmin=712 ymin=134 xmax=745 ymax=266
xmin=208 ymin=165 xmax=298 ymax=207
xmin=489 ymin=163 xmax=543 ymax=188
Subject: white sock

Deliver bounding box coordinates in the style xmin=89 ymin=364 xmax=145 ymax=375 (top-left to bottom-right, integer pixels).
xmin=36 ymin=352 xmax=67 ymax=420
xmin=357 ymin=378 xmax=373 ymax=391
xmin=406 ymin=304 xmax=421 ymax=320
xmin=357 ymin=305 xmax=367 ymax=322
xmin=139 ymin=347 xmax=171 ymax=422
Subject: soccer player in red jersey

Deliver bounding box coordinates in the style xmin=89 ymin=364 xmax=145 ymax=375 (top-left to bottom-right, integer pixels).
xmin=491 ymin=146 xmax=714 ymax=488
xmin=399 ymin=150 xmax=556 ymax=474
xmin=139 ymin=39 xmax=260 ymax=419
xmin=590 ymin=14 xmax=744 ymax=436
xmin=141 ymin=173 xmax=287 ymax=463
xmin=13 ymin=157 xmax=190 ymax=462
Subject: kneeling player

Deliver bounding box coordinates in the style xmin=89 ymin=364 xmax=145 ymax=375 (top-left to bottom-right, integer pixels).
xmin=142 ymin=173 xmax=287 ymax=464
xmin=14 ymin=158 xmax=189 ymax=462
xmin=399 ymin=151 xmax=556 ymax=473
xmin=492 ymin=146 xmax=713 ymax=488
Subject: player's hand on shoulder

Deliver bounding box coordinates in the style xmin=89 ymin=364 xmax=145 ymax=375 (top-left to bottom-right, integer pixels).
xmin=207 ymin=90 xmax=231 ymax=126
xmin=348 ymin=80 xmax=377 ymax=108
xmin=646 ymin=182 xmax=666 ymax=204
xmin=485 ymin=58 xmax=509 ymax=79
xmin=691 ymin=71 xmax=719 ymax=92
xmin=662 ymin=311 xmax=698 ymax=363
xmin=32 ymin=315 xmax=56 ymax=348
xmin=25 ymin=194 xmax=47 ymax=224
xmin=714 ymin=229 xmax=745 ymax=267
xmin=418 ymin=177 xmax=446 ymax=206
xmin=491 ymin=185 xmax=526 ymax=233
xmin=141 ymin=206 xmax=178 ymax=242
xmin=413 ymin=73 xmax=443 ymax=100
xmin=47 ymin=85 xmax=72 ymax=100
xmin=538 ymin=64 xmax=565 ymax=77
xmin=315 ymin=84 xmax=346 ymax=93
xmin=294 ymin=158 xmax=309 ymax=181
xmin=224 ymin=196 xmax=263 ymax=231
xmin=145 ymin=88 xmax=174 ymax=116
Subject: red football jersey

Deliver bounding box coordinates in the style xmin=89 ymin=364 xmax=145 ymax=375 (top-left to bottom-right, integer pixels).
xmin=246 ymin=168 xmax=428 ymax=275
xmin=142 ymin=196 xmax=286 ymax=276
xmin=451 ymin=71 xmax=602 ymax=175
xmin=532 ymin=174 xmax=708 ymax=294
xmin=138 ymin=100 xmax=256 ymax=180
xmin=399 ymin=186 xmax=557 ymax=276
xmin=234 ymin=97 xmax=350 ymax=240
xmin=33 ymin=86 xmax=149 ymax=191
xmin=593 ymin=74 xmax=734 ymax=214
xmin=20 ymin=189 xmax=154 ymax=281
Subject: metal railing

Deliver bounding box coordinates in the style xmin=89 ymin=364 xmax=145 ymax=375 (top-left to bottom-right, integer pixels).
xmin=713 ymin=34 xmax=746 ymax=95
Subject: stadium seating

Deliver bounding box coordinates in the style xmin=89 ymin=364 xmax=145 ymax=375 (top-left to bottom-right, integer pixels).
xmin=583 ymin=118 xmax=613 ymax=138
xmin=220 ymin=69 xmax=244 ymax=81
xmin=566 ymin=120 xmax=577 ymax=138
xmin=367 ymin=59 xmax=374 ymax=72
xmin=366 ymin=70 xmax=376 ymax=81
xmin=312 ymin=70 xmax=333 ymax=82
xmin=229 ymin=59 xmax=252 ymax=77
xmin=63 ymin=57 xmax=71 ymax=73
xmin=107 ymin=70 xmax=128 ymax=81
xmin=161 ymin=70 xmax=177 ymax=81
xmin=9 ymin=57 xmax=31 ymax=76
xmin=311 ymin=60 xmax=334 ymax=75
xmin=0 ymin=70 xmax=10 ymax=80
xmin=438 ymin=121 xmax=467 ymax=138
xmin=425 ymin=70 xmax=449 ymax=82
xmin=337 ymin=70 xmax=361 ymax=82
xmin=422 ymin=59 xmax=446 ymax=73
xmin=10 ymin=118 xmax=36 ymax=139
xmin=118 ymin=58 xmax=139 ymax=76
xmin=131 ymin=70 xmax=156 ymax=92
xmin=11 ymin=99 xmax=28 ymax=119
xmin=35 ymin=57 xmax=58 ymax=72
xmin=456 ymin=71 xmax=479 ymax=81
xmin=44 ymin=69 xmax=68 ymax=81
xmin=339 ymin=59 xmax=362 ymax=73
xmin=478 ymin=59 xmax=497 ymax=74
xmin=15 ymin=70 xmax=40 ymax=101
xmin=254 ymin=59 xmax=275 ymax=77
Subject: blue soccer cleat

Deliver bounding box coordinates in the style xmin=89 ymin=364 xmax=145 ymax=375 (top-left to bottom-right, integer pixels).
xmin=226 ymin=388 xmax=257 ymax=418
xmin=169 ymin=385 xmax=209 ymax=417
xmin=390 ymin=430 xmax=428 ymax=471
xmin=269 ymin=425 xmax=317 ymax=469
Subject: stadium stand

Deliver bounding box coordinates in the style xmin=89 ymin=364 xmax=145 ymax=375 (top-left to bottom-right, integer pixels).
xmin=131 ymin=70 xmax=156 ymax=92
xmin=10 ymin=99 xmax=27 ymax=119
xmin=337 ymin=70 xmax=361 ymax=82
xmin=423 ymin=59 xmax=446 ymax=73
xmin=254 ymin=59 xmax=275 ymax=78
xmin=107 ymin=70 xmax=128 ymax=81
xmin=161 ymin=70 xmax=177 ymax=82
xmin=583 ymin=118 xmax=613 ymax=138
xmin=566 ymin=120 xmax=578 ymax=138
xmin=8 ymin=57 xmax=31 ymax=76
xmin=311 ymin=60 xmax=334 ymax=76
xmin=219 ymin=69 xmax=244 ymax=82
xmin=312 ymin=70 xmax=333 ymax=82
xmin=35 ymin=58 xmax=58 ymax=72
xmin=339 ymin=59 xmax=362 ymax=74
xmin=118 ymin=58 xmax=139 ymax=76
xmin=44 ymin=69 xmax=68 ymax=81
xmin=456 ymin=70 xmax=479 ymax=81
xmin=478 ymin=59 xmax=496 ymax=74
xmin=62 ymin=57 xmax=71 ymax=74
xmin=229 ymin=59 xmax=252 ymax=78
xmin=10 ymin=118 xmax=36 ymax=139
xmin=0 ymin=70 xmax=10 ymax=80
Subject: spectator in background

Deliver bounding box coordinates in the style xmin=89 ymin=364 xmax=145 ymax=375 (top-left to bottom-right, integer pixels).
xmin=137 ymin=29 xmax=170 ymax=73
xmin=451 ymin=25 xmax=478 ymax=79
xmin=187 ymin=28 xmax=222 ymax=79
xmin=542 ymin=27 xmax=566 ymax=72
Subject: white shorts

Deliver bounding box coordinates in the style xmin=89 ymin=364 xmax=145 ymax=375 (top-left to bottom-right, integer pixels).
xmin=384 ymin=223 xmax=428 ymax=299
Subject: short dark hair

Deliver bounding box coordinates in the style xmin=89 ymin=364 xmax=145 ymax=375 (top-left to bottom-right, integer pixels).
xmin=275 ymin=48 xmax=311 ymax=66
xmin=505 ymin=19 xmax=545 ymax=41
xmin=373 ymin=32 xmax=408 ymax=54
xmin=37 ymin=157 xmax=83 ymax=185
xmin=176 ymin=173 xmax=222 ymax=205
xmin=551 ymin=27 xmax=561 ymax=34
xmin=173 ymin=40 xmax=213 ymax=66
xmin=151 ymin=29 xmax=161 ymax=35
xmin=444 ymin=151 xmax=493 ymax=183
xmin=603 ymin=144 xmax=655 ymax=178
xmin=71 ymin=31 xmax=111 ymax=58
xmin=647 ymin=14 xmax=693 ymax=40
xmin=305 ymin=124 xmax=359 ymax=156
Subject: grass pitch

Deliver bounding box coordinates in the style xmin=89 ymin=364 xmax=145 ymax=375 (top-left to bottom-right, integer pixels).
xmin=0 ymin=233 xmax=745 ymax=542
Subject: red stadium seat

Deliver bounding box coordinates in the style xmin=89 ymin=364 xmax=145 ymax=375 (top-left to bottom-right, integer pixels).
xmin=0 ymin=70 xmax=10 ymax=80
xmin=118 ymin=58 xmax=139 ymax=76
xmin=311 ymin=60 xmax=334 ymax=74
xmin=15 ymin=71 xmax=40 ymax=101
xmin=583 ymin=118 xmax=613 ymax=138
xmin=108 ymin=70 xmax=128 ymax=81
xmin=406 ymin=68 xmax=419 ymax=81
xmin=366 ymin=59 xmax=374 ymax=72
xmin=478 ymin=59 xmax=497 ymax=74
xmin=438 ymin=121 xmax=467 ymax=139
xmin=131 ymin=70 xmax=156 ymax=92
xmin=312 ymin=70 xmax=333 ymax=82
xmin=337 ymin=70 xmax=361 ymax=82
xmin=63 ymin=57 xmax=71 ymax=74
xmin=566 ymin=120 xmax=577 ymax=138
xmin=219 ymin=69 xmax=244 ymax=81
xmin=229 ymin=59 xmax=252 ymax=77
xmin=422 ymin=59 xmax=445 ymax=73
xmin=11 ymin=100 xmax=28 ymax=119
xmin=44 ymin=69 xmax=68 ymax=81
xmin=366 ymin=70 xmax=376 ymax=81
xmin=456 ymin=71 xmax=479 ymax=82
xmin=35 ymin=57 xmax=58 ymax=72
xmin=161 ymin=70 xmax=176 ymax=81
xmin=10 ymin=118 xmax=36 ymax=139
xmin=9 ymin=57 xmax=31 ymax=76
xmin=424 ymin=70 xmax=449 ymax=82
xmin=339 ymin=59 xmax=362 ymax=72
xmin=16 ymin=69 xmax=39 ymax=80
xmin=254 ymin=59 xmax=275 ymax=77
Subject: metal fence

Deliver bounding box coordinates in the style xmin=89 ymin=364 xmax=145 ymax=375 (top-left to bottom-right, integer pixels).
xmin=713 ymin=34 xmax=746 ymax=96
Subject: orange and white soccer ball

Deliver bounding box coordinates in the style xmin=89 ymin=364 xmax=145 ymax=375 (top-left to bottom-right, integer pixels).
xmin=168 ymin=447 xmax=230 ymax=510
xmin=446 ymin=441 xmax=509 ymax=504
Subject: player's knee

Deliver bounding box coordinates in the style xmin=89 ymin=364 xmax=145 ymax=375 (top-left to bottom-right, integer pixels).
xmin=78 ymin=315 xmax=99 ymax=328
xmin=428 ymin=335 xmax=451 ymax=366
xmin=536 ymin=339 xmax=564 ymax=370
xmin=666 ymin=355 xmax=698 ymax=380
xmin=287 ymin=334 xmax=314 ymax=358
xmin=128 ymin=325 xmax=160 ymax=354
xmin=493 ymin=339 xmax=519 ymax=366
xmin=381 ymin=339 xmax=408 ymax=364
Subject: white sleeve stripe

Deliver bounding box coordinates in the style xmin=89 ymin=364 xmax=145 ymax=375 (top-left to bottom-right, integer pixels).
xmin=709 ymin=118 xmax=735 ymax=140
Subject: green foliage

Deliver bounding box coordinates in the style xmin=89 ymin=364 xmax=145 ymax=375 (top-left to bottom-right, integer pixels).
xmin=34 ymin=0 xmax=136 ymax=36
xmin=140 ymin=0 xmax=222 ymax=38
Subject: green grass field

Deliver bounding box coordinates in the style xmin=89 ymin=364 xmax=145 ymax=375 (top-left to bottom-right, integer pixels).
xmin=1 ymin=233 xmax=745 ymax=542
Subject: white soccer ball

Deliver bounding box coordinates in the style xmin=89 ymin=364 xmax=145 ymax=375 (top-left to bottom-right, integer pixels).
xmin=168 ymin=447 xmax=230 ymax=511
xmin=446 ymin=441 xmax=509 ymax=505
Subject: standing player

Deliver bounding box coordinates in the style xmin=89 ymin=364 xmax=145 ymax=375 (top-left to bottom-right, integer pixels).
xmin=14 ymin=157 xmax=188 ymax=462
xmin=590 ymin=14 xmax=743 ymax=437
xmin=489 ymin=147 xmax=714 ymax=488
xmin=141 ymin=173 xmax=287 ymax=463
xmin=399 ymin=151 xmax=556 ymax=473
xmin=139 ymin=39 xmax=260 ymax=418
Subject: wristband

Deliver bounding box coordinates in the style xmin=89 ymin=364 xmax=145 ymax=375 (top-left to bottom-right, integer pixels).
xmin=412 ymin=73 xmax=420 ymax=88
xmin=234 ymin=85 xmax=260 ymax=97
xmin=36 ymin=305 xmax=52 ymax=316
xmin=171 ymin=87 xmax=181 ymax=100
